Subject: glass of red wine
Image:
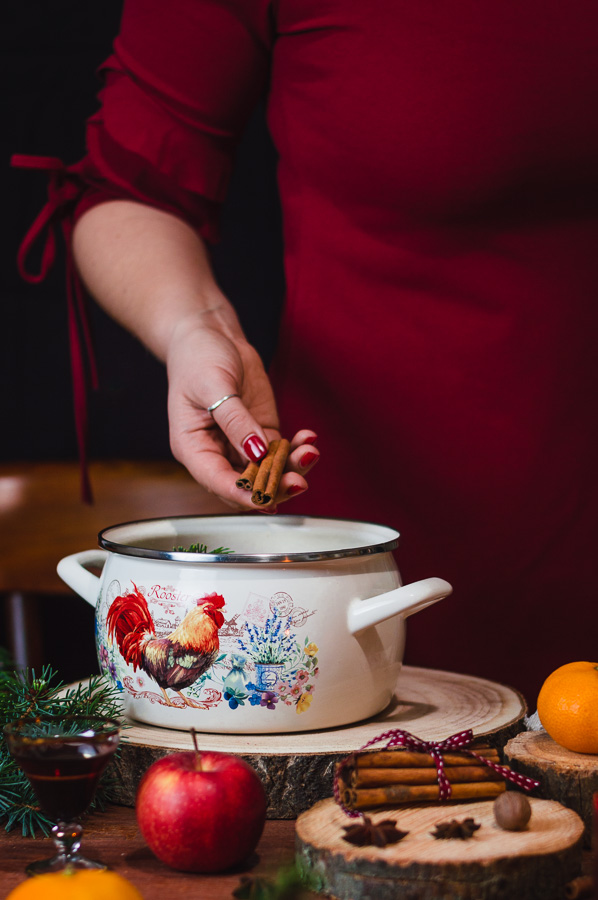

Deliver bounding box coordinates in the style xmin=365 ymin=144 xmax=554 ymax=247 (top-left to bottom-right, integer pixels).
xmin=3 ymin=715 xmax=121 ymax=875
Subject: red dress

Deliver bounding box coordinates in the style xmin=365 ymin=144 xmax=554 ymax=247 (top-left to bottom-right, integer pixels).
xmin=22 ymin=0 xmax=598 ymax=704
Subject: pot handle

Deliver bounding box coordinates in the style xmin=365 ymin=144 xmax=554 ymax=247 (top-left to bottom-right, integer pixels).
xmin=347 ymin=577 xmax=452 ymax=635
xmin=56 ymin=550 xmax=108 ymax=609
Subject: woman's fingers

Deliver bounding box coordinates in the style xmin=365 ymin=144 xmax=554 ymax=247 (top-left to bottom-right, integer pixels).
xmin=287 ymin=431 xmax=320 ymax=475
xmin=169 ymin=330 xmax=319 ymax=511
xmin=289 ymin=429 xmax=318 ymax=450
xmin=176 ymin=433 xmax=318 ymax=513
xmin=208 ymin=394 xmax=269 ymax=463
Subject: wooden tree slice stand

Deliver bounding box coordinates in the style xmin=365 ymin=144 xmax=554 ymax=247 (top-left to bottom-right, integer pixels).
xmin=112 ymin=666 xmax=526 ymax=818
xmin=296 ymin=797 xmax=584 ymax=900
xmin=505 ymin=730 xmax=598 ymax=848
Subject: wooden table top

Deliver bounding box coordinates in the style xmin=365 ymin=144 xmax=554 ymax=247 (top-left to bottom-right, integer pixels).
xmin=0 ymin=805 xmax=304 ymax=899
xmin=0 ymin=803 xmax=591 ymax=899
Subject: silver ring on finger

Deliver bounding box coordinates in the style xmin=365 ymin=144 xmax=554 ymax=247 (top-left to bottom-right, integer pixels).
xmin=206 ymin=393 xmax=240 ymax=417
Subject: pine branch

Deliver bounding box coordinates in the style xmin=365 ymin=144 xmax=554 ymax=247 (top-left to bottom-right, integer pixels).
xmin=0 ymin=659 xmax=124 ymax=836
xmin=172 ymin=543 xmax=233 ymax=554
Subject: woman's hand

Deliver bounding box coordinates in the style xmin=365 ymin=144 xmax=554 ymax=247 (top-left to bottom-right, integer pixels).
xmin=166 ymin=312 xmax=319 ymax=510
xmin=73 ymin=200 xmax=318 ymax=510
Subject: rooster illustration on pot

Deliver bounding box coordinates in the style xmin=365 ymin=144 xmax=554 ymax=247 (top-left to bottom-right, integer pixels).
xmin=106 ymin=584 xmax=225 ymax=707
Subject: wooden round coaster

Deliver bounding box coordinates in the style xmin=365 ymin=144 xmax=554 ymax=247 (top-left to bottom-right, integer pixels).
xmin=505 ymin=730 xmax=598 ymax=848
xmin=296 ymin=797 xmax=584 ymax=900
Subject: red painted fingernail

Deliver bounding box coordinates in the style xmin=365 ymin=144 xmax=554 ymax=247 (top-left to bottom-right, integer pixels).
xmin=286 ymin=484 xmax=305 ymax=496
xmin=300 ymin=451 xmax=318 ymax=468
xmin=243 ymin=435 xmax=267 ymax=462
xmin=304 ymin=434 xmax=318 ymax=445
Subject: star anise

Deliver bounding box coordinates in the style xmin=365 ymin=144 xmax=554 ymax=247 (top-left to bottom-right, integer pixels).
xmin=431 ymin=817 xmax=481 ymax=840
xmin=342 ymin=815 xmax=409 ymax=847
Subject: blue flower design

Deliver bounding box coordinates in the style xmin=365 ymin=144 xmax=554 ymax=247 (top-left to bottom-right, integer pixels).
xmin=224 ymin=687 xmax=247 ymax=710
xmin=244 ymin=681 xmax=263 ymax=705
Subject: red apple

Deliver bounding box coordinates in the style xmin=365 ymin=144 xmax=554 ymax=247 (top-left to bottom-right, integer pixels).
xmin=135 ymin=740 xmax=268 ymax=873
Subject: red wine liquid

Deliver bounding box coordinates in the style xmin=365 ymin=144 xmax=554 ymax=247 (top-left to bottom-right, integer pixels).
xmin=12 ymin=740 xmax=117 ymax=821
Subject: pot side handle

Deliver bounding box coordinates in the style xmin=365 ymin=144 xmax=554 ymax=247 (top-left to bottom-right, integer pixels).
xmin=56 ymin=550 xmax=108 ymax=609
xmin=347 ymin=577 xmax=452 ymax=635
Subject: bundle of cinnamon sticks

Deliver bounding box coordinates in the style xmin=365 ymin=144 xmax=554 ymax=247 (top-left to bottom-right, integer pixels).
xmin=337 ymin=744 xmax=508 ymax=811
xmin=236 ymin=439 xmax=290 ymax=508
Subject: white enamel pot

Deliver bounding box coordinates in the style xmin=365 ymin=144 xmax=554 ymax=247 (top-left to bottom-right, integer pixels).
xmin=57 ymin=515 xmax=451 ymax=734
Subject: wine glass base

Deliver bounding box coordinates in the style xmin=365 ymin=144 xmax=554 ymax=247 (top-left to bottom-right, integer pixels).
xmin=26 ymin=853 xmax=107 ymax=876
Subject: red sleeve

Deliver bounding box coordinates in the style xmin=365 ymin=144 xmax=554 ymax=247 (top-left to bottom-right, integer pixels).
xmin=75 ymin=0 xmax=275 ymax=241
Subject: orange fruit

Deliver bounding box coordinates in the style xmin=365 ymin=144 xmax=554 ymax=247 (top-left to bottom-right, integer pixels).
xmin=5 ymin=868 xmax=144 ymax=900
xmin=537 ymin=661 xmax=598 ymax=754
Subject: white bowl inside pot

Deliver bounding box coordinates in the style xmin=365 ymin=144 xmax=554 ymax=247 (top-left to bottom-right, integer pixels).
xmin=57 ymin=515 xmax=451 ymax=734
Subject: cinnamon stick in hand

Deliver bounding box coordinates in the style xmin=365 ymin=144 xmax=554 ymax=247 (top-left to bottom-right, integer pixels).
xmin=236 ymin=461 xmax=259 ymax=491
xmin=250 ymin=440 xmax=279 ymax=504
xmin=252 ymin=439 xmax=290 ymax=506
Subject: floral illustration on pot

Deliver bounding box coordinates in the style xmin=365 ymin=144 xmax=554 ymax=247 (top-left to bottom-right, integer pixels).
xmin=98 ymin=581 xmax=318 ymax=716
xmin=221 ymin=612 xmax=319 ymax=714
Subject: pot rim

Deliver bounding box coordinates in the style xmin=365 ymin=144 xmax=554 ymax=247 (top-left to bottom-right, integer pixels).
xmin=98 ymin=513 xmax=400 ymax=564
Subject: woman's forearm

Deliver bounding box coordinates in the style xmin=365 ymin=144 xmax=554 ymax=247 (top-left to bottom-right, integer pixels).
xmin=72 ymin=199 xmax=244 ymax=360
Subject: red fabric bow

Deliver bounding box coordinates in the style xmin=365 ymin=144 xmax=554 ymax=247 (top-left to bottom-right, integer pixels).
xmin=334 ymin=728 xmax=540 ymax=817
xmin=12 ymin=154 xmax=98 ymax=503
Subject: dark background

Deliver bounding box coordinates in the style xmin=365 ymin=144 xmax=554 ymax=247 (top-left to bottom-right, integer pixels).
xmin=1 ymin=1 xmax=284 ymax=681
xmin=2 ymin=0 xmax=284 ymax=465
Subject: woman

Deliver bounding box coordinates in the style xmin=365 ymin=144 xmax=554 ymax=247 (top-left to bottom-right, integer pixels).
xmin=19 ymin=0 xmax=598 ymax=704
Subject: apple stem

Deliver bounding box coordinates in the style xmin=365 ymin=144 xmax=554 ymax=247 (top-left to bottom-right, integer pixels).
xmin=190 ymin=727 xmax=202 ymax=767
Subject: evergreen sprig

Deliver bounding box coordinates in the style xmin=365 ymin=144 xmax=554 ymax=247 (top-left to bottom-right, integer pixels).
xmin=233 ymin=864 xmax=317 ymax=900
xmin=0 ymin=661 xmax=123 ymax=837
xmin=172 ymin=542 xmax=233 ymax=554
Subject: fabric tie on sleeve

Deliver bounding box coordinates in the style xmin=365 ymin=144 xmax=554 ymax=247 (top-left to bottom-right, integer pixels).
xmin=12 ymin=154 xmax=98 ymax=503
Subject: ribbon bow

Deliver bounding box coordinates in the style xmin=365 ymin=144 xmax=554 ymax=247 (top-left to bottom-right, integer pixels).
xmin=334 ymin=728 xmax=540 ymax=817
xmin=12 ymin=154 xmax=98 ymax=502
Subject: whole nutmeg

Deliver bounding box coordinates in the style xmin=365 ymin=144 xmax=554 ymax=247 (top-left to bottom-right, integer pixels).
xmin=493 ymin=791 xmax=532 ymax=831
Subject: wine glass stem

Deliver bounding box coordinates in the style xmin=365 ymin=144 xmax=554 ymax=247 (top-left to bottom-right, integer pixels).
xmin=25 ymin=820 xmax=106 ymax=875
xmin=52 ymin=821 xmax=84 ymax=862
